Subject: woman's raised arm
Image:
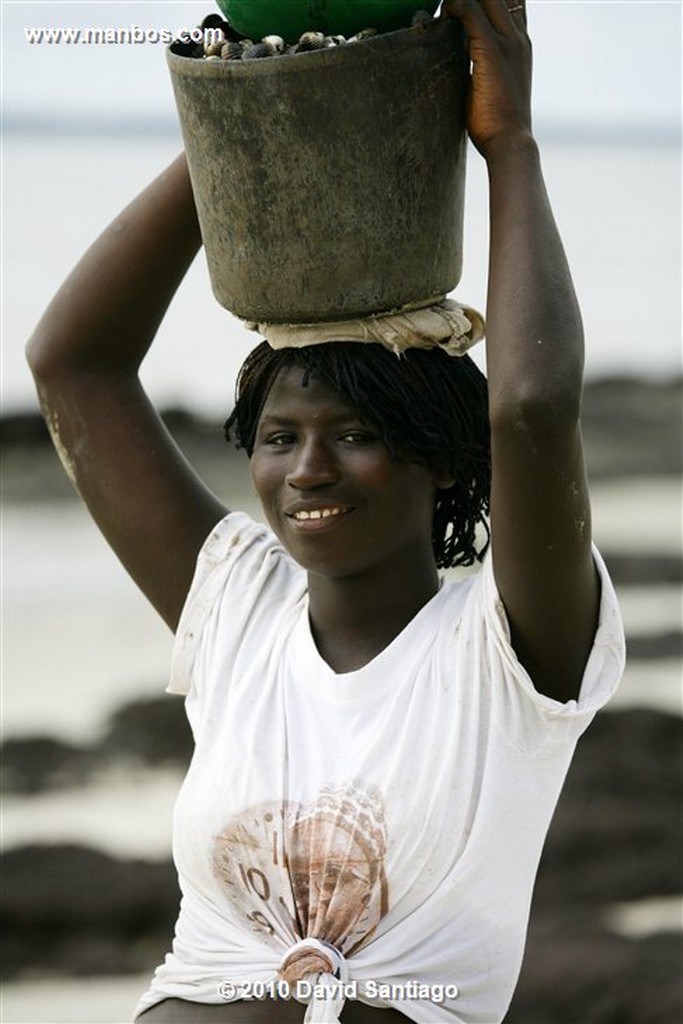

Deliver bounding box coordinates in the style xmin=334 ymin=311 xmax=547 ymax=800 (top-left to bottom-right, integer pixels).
xmin=26 ymin=154 xmax=227 ymax=631
xmin=443 ymin=0 xmax=600 ymax=702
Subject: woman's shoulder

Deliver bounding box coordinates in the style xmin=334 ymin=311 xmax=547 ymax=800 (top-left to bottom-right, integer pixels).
xmin=188 ymin=509 xmax=304 ymax=608
xmin=198 ymin=509 xmax=281 ymax=560
xmin=168 ymin=511 xmax=306 ymax=696
xmin=174 ymin=512 xmax=305 ymax=671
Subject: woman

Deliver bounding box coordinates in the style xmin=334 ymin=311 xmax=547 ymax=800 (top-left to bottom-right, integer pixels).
xmin=26 ymin=1 xmax=625 ymax=1021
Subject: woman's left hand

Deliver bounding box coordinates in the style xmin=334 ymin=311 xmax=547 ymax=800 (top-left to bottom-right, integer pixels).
xmin=441 ymin=0 xmax=533 ymax=158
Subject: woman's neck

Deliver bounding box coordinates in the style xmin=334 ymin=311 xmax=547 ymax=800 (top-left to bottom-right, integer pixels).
xmin=307 ymin=558 xmax=440 ymax=674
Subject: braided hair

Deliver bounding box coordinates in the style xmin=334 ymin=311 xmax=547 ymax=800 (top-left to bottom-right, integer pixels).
xmin=224 ymin=341 xmax=491 ymax=568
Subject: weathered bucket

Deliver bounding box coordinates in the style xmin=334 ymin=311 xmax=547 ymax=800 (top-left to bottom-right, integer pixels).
xmin=167 ymin=18 xmax=469 ymax=324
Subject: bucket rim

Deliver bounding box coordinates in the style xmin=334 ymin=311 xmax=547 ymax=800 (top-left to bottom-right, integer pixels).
xmin=166 ymin=17 xmax=461 ymax=78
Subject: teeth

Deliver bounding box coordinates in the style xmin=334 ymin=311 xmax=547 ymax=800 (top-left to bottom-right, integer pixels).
xmin=293 ymin=507 xmax=344 ymax=521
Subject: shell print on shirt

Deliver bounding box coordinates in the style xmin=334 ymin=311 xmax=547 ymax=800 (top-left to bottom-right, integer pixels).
xmin=212 ymin=784 xmax=389 ymax=957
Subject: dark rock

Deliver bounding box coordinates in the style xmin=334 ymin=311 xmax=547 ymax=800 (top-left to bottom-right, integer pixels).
xmin=626 ymin=631 xmax=683 ymax=659
xmin=1 ymin=736 xmax=95 ymax=794
xmin=534 ymin=709 xmax=683 ymax=905
xmin=0 ymin=414 xmax=50 ymax=445
xmin=1 ymin=844 xmax=178 ymax=977
xmin=100 ymin=695 xmax=193 ymax=767
xmin=1 ymin=844 xmax=177 ymax=929
xmin=582 ymin=377 xmax=682 ymax=479
xmin=602 ymin=552 xmax=683 ymax=585
xmin=562 ymin=708 xmax=683 ymax=803
xmin=1 ymin=696 xmax=193 ymax=795
xmin=508 ymin=917 xmax=683 ymax=1024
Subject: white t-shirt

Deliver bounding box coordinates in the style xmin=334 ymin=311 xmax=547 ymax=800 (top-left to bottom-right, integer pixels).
xmin=133 ymin=512 xmax=625 ymax=1023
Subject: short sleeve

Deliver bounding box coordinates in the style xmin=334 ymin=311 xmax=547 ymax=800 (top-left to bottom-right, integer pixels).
xmin=168 ymin=512 xmax=304 ymax=698
xmin=460 ymin=544 xmax=626 ymax=752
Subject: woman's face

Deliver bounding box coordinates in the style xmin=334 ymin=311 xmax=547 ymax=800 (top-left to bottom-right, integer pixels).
xmin=249 ymin=367 xmax=447 ymax=580
xmin=288 ymin=820 xmax=383 ymax=944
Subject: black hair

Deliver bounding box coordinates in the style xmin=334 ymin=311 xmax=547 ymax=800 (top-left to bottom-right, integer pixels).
xmin=224 ymin=341 xmax=491 ymax=568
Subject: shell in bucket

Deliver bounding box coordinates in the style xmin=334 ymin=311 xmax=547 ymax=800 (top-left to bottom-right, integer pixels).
xmin=215 ymin=1 xmax=440 ymax=44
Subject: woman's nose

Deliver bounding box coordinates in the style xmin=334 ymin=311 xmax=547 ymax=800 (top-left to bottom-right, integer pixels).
xmin=286 ymin=437 xmax=339 ymax=490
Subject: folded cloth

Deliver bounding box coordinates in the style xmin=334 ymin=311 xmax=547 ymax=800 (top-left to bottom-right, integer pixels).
xmin=243 ymin=298 xmax=485 ymax=357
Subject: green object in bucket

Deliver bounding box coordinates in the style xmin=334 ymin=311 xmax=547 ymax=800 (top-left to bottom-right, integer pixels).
xmin=215 ymin=1 xmax=441 ymax=43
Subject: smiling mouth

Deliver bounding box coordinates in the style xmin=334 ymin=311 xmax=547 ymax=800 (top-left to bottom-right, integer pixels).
xmin=287 ymin=507 xmax=351 ymax=522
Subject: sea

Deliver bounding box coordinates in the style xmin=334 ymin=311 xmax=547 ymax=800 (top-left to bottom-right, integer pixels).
xmin=3 ymin=125 xmax=681 ymax=418
xmin=2 ymin=126 xmax=682 ymax=1022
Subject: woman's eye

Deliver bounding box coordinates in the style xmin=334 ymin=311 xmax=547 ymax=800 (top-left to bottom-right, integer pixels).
xmin=340 ymin=431 xmax=376 ymax=444
xmin=265 ymin=433 xmax=295 ymax=446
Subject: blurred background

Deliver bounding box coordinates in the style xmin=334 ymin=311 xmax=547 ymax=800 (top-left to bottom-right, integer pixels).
xmin=2 ymin=1 xmax=681 ymax=1021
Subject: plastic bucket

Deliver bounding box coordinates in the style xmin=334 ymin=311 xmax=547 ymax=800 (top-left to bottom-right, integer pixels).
xmin=167 ymin=18 xmax=469 ymax=324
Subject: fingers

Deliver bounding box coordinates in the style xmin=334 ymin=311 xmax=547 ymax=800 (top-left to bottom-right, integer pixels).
xmin=440 ymin=0 xmax=533 ymax=157
xmin=442 ymin=0 xmax=527 ymax=35
xmin=440 ymin=0 xmax=491 ymax=45
xmin=505 ymin=0 xmax=528 ymax=32
xmin=479 ymin=0 xmax=527 ymax=35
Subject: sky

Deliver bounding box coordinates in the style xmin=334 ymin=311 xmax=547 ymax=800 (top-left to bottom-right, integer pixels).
xmin=1 ymin=0 xmax=681 ymax=135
